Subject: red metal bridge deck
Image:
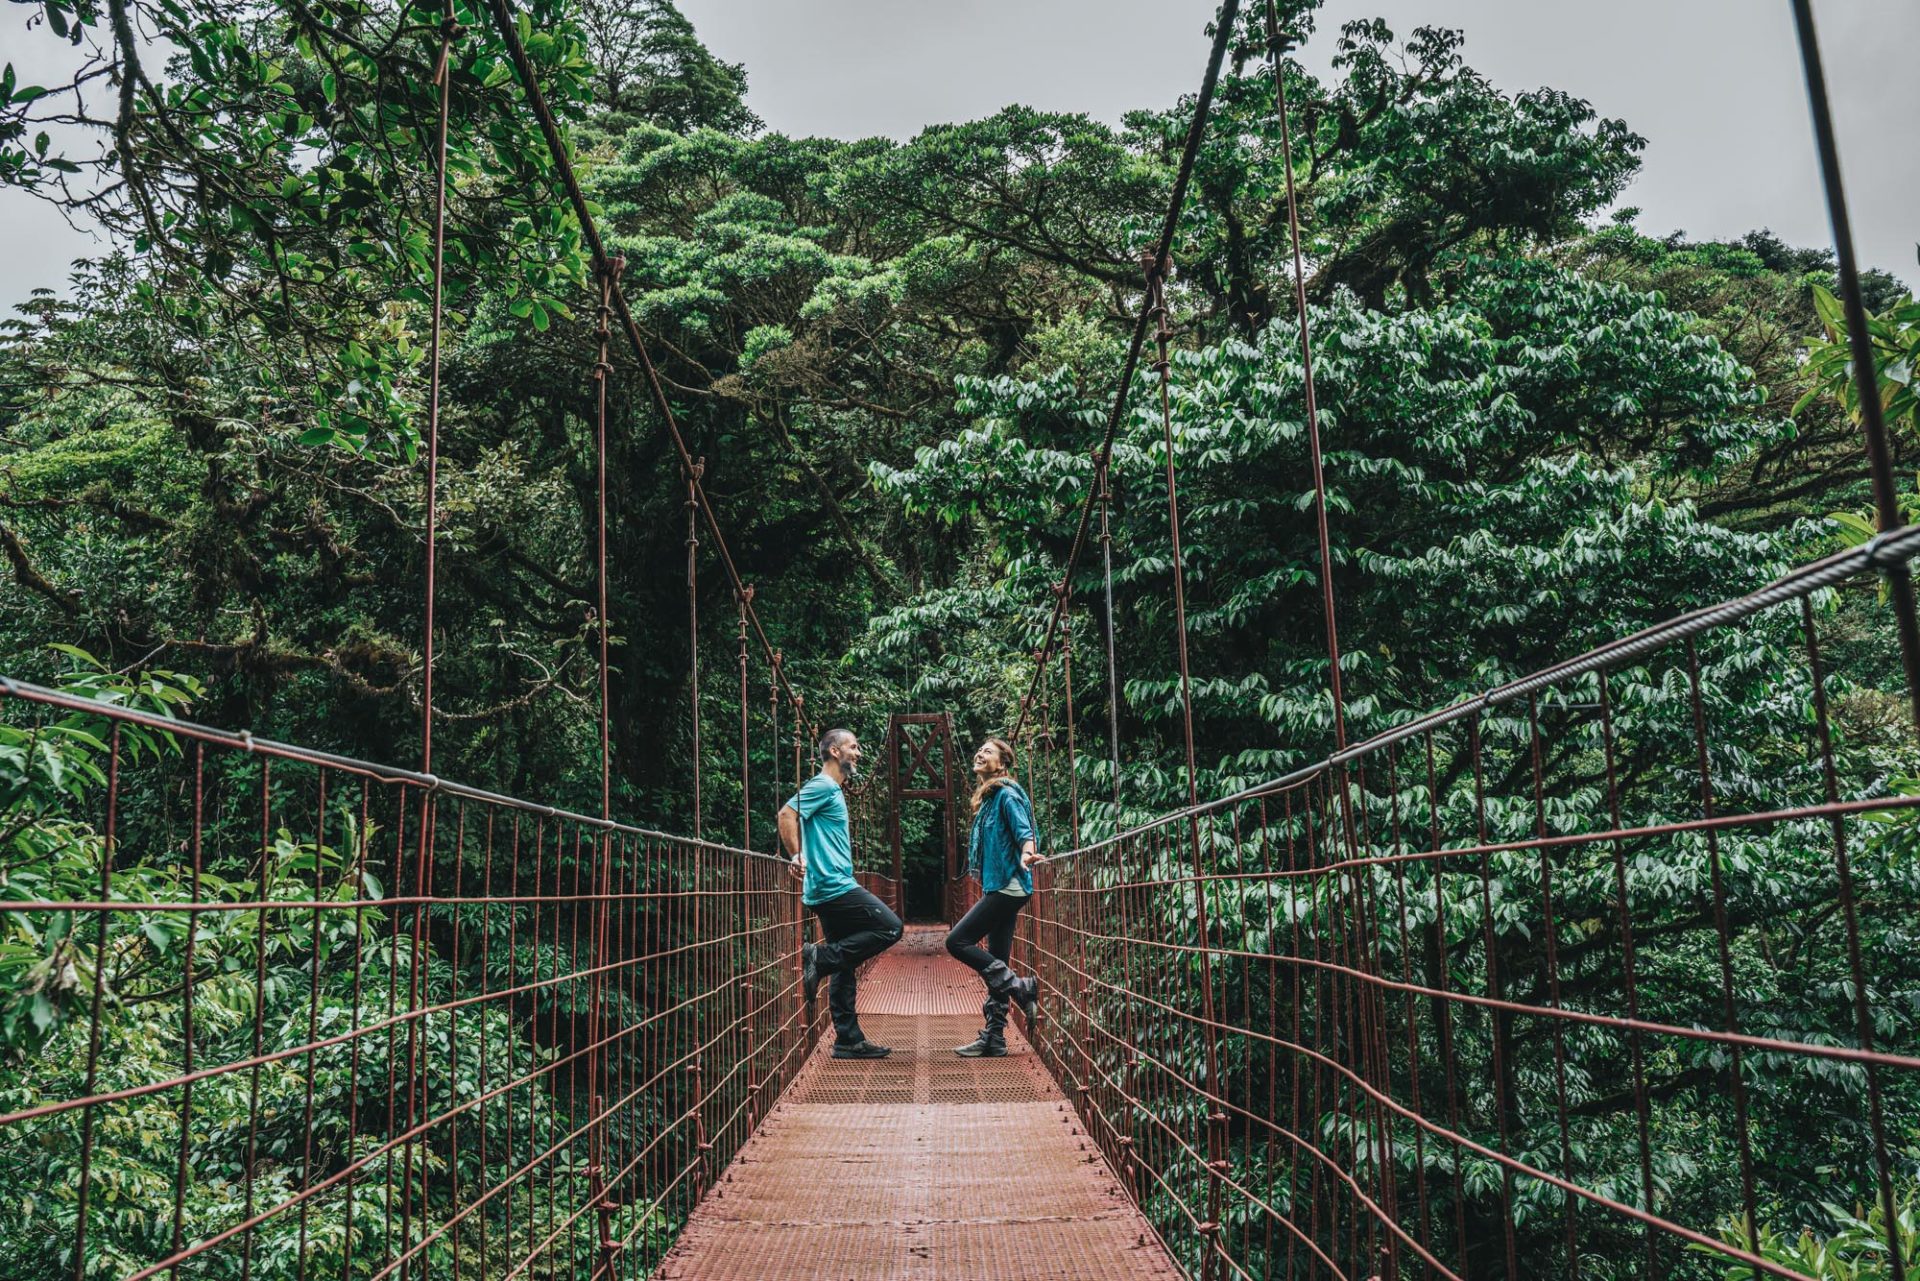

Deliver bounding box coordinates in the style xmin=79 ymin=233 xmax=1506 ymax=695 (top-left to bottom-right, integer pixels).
xmin=652 ymin=926 xmax=1178 ymax=1280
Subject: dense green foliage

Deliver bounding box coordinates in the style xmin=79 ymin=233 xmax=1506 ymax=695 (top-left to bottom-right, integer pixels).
xmin=4 ymin=0 xmax=1918 ymax=1275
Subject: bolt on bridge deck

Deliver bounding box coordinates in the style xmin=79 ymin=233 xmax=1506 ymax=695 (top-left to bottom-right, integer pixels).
xmin=652 ymin=925 xmax=1178 ymax=1280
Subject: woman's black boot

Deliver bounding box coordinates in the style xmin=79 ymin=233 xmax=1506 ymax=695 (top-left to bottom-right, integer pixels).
xmin=955 ymin=993 xmax=1009 ymax=1057
xmin=981 ymin=960 xmax=1038 ymax=1021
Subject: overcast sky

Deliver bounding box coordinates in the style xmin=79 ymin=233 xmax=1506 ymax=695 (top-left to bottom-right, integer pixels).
xmin=2 ymin=0 xmax=1914 ymax=311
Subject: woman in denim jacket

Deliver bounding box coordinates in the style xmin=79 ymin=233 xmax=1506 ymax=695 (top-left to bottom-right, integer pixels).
xmin=944 ymin=737 xmax=1042 ymax=1057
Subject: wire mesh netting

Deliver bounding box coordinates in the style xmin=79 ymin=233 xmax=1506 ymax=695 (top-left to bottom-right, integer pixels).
xmin=0 ymin=677 xmax=819 ymax=1280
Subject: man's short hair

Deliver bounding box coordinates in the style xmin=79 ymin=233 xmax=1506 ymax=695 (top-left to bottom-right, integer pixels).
xmin=817 ymin=727 xmax=856 ymax=762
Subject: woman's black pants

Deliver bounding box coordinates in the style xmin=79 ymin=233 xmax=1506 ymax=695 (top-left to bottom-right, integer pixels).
xmin=945 ymin=890 xmax=1028 ymax=1037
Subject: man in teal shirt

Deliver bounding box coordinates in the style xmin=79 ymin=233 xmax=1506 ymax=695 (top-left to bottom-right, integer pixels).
xmin=778 ymin=727 xmax=902 ymax=1058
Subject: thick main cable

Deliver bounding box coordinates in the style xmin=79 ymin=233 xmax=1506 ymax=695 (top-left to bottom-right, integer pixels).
xmin=1789 ymin=0 xmax=1920 ymax=741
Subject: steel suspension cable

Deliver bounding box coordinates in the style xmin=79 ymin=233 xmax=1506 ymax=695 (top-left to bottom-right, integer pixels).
xmin=1789 ymin=22 xmax=1912 ymax=1275
xmin=1012 ymin=0 xmax=1242 ymax=741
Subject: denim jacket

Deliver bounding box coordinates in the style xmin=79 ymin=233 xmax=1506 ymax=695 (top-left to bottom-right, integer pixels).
xmin=966 ymin=779 xmax=1037 ymax=894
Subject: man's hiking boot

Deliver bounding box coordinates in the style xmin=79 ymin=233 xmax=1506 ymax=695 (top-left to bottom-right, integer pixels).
xmin=832 ymin=1039 xmax=892 ymax=1059
xmin=953 ymin=1031 xmax=1006 ymax=1058
xmin=801 ymin=942 xmax=821 ymax=1008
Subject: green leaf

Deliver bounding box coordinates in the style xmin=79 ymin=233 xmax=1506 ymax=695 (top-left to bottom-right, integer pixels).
xmin=1809 ymin=282 xmax=1844 ymax=335
xmin=1825 ymin=510 xmax=1877 ymax=547
xmin=46 ymin=643 xmax=103 ymax=669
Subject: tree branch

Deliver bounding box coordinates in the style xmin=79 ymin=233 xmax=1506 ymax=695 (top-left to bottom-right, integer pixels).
xmin=0 ymin=520 xmax=80 ymax=616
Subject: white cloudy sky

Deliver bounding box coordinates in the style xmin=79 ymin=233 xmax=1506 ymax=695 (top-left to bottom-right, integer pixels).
xmin=2 ymin=0 xmax=1914 ymax=310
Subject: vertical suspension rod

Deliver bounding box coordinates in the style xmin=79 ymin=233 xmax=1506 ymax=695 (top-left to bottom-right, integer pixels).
xmin=419 ymin=0 xmax=458 ymax=773
xmin=399 ymin=19 xmax=457 ymax=1278
xmin=587 ymin=254 xmax=621 ymax=1279
xmin=688 ymin=458 xmax=705 ymax=841
xmin=593 ymin=261 xmax=621 ymax=821
xmin=739 ymin=587 xmax=754 ymax=849
xmin=1057 ymin=582 xmax=1082 ymax=849
xmin=1144 ymin=250 xmax=1227 ymax=1270
xmin=1096 ymin=453 xmax=1123 ymax=807
xmin=1012 ymin=0 xmax=1242 ymax=742
xmin=1263 ymin=2 xmax=1347 ymax=750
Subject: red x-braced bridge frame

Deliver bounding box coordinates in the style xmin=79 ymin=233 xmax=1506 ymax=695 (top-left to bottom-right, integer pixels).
xmin=4 ymin=1 xmax=1918 ymax=1279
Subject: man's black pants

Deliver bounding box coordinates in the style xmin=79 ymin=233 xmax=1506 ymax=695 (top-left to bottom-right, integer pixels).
xmin=807 ymin=885 xmax=904 ymax=1046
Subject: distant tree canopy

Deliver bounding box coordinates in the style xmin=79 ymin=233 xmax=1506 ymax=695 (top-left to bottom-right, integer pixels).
xmin=4 ymin=0 xmax=1907 ymax=818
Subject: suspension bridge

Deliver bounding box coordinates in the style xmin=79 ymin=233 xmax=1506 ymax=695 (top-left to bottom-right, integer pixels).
xmin=4 ymin=0 xmax=1918 ymax=1278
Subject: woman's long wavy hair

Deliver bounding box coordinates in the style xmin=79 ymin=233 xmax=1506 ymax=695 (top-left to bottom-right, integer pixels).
xmin=969 ymin=737 xmax=1017 ymax=813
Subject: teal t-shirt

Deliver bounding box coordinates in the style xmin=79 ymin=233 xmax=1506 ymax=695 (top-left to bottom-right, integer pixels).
xmin=786 ymin=773 xmax=856 ymax=907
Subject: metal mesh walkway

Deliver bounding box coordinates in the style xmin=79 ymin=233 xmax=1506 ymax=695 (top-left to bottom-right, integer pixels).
xmin=651 ymin=926 xmax=1179 ymax=1280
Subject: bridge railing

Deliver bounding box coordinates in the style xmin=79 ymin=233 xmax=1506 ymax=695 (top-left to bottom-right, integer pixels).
xmin=1021 ymin=531 xmax=1920 ymax=1281
xmin=0 ymin=675 xmax=810 ymax=1281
